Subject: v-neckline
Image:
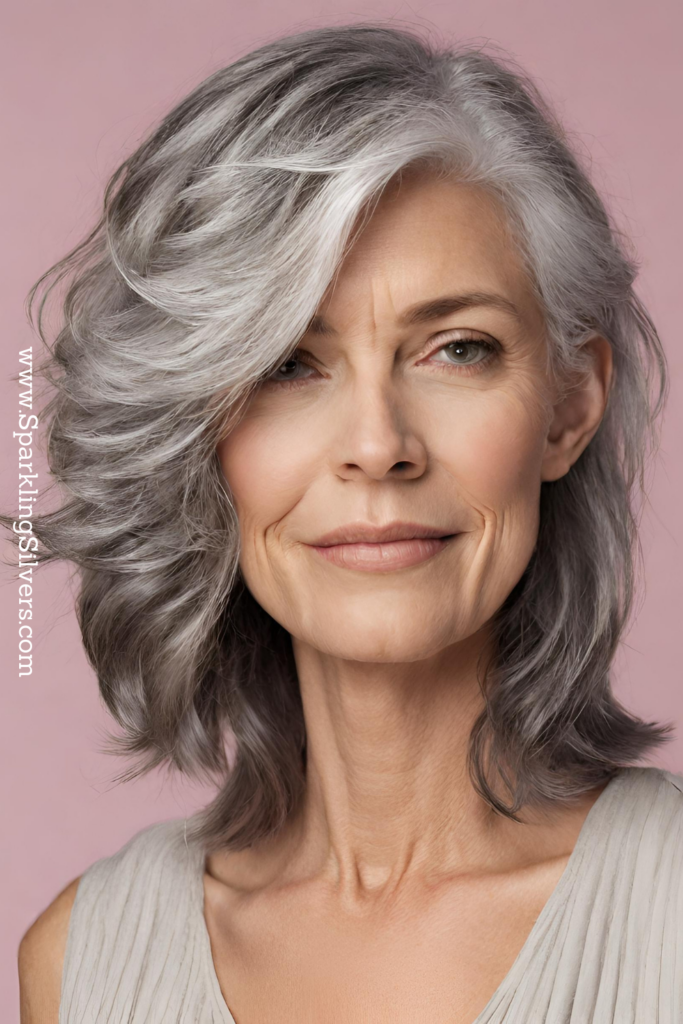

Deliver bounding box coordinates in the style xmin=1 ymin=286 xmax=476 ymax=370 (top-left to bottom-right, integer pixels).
xmin=193 ymin=768 xmax=626 ymax=1024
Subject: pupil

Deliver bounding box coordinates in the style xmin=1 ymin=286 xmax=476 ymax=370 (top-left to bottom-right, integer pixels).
xmin=449 ymin=342 xmax=472 ymax=361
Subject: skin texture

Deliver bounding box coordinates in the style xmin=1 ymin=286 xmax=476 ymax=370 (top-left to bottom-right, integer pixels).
xmin=19 ymin=173 xmax=613 ymax=1023
xmin=209 ymin=173 xmax=614 ymax=1023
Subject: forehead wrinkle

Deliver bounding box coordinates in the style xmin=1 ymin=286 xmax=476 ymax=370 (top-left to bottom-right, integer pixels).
xmin=307 ymin=289 xmax=526 ymax=340
xmin=310 ymin=271 xmax=403 ymax=345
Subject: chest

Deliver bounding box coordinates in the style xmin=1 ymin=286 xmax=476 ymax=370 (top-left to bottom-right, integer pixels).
xmin=203 ymin=862 xmax=568 ymax=1024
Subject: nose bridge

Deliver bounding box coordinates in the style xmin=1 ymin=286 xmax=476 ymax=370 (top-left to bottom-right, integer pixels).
xmin=333 ymin=353 xmax=425 ymax=480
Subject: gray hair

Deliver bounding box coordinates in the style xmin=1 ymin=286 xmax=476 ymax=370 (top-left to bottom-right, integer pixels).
xmin=22 ymin=23 xmax=672 ymax=851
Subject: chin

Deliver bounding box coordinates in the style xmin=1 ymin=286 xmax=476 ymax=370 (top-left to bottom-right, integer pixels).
xmin=296 ymin=602 xmax=465 ymax=663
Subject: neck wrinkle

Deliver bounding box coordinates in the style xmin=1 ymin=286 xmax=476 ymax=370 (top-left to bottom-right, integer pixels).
xmin=288 ymin=631 xmax=499 ymax=900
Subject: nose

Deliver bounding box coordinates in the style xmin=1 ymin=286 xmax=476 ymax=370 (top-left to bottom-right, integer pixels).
xmin=333 ymin=378 xmax=428 ymax=482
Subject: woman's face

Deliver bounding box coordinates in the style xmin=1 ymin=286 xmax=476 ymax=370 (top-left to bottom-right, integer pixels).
xmin=218 ymin=175 xmax=571 ymax=662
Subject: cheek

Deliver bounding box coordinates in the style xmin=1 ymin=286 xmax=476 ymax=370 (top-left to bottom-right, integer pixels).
xmin=217 ymin=409 xmax=318 ymax=532
xmin=428 ymin=390 xmax=547 ymax=628
xmin=433 ymin=389 xmax=547 ymax=512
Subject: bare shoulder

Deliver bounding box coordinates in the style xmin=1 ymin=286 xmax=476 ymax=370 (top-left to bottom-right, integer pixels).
xmin=18 ymin=875 xmax=82 ymax=1024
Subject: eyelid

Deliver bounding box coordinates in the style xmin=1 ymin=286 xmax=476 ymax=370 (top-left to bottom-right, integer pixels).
xmin=417 ymin=329 xmax=500 ymax=366
xmin=420 ymin=328 xmax=499 ymax=354
xmin=264 ymin=349 xmax=320 ymax=387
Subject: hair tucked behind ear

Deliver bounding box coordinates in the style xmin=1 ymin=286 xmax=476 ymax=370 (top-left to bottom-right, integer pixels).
xmin=10 ymin=21 xmax=671 ymax=852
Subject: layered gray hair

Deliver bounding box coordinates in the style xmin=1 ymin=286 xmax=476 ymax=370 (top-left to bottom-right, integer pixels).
xmin=24 ymin=23 xmax=671 ymax=851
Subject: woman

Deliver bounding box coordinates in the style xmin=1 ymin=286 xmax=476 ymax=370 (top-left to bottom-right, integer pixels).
xmin=17 ymin=22 xmax=682 ymax=1024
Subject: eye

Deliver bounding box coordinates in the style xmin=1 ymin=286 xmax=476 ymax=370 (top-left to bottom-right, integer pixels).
xmin=265 ymin=352 xmax=317 ymax=385
xmin=426 ymin=336 xmax=497 ymax=371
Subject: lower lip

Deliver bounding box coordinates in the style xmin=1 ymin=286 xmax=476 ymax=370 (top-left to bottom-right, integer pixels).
xmin=308 ymin=536 xmax=457 ymax=572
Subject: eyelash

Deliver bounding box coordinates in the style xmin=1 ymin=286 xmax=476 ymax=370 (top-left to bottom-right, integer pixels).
xmin=264 ymin=333 xmax=499 ymax=391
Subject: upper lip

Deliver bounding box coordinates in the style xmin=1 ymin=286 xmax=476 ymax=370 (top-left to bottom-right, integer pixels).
xmin=310 ymin=521 xmax=457 ymax=546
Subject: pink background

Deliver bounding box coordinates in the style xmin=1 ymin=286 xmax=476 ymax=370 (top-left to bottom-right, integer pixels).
xmin=2 ymin=0 xmax=681 ymax=1015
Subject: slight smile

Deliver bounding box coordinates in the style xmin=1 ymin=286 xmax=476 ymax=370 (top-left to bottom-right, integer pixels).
xmin=306 ymin=522 xmax=459 ymax=572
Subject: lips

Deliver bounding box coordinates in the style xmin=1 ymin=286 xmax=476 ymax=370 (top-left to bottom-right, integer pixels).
xmin=311 ymin=521 xmax=456 ymax=546
xmin=306 ymin=521 xmax=458 ymax=572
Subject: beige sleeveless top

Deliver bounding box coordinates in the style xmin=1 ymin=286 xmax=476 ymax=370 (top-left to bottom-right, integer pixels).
xmin=59 ymin=765 xmax=683 ymax=1022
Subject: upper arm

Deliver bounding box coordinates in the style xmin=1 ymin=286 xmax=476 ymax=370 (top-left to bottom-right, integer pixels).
xmin=18 ymin=875 xmax=82 ymax=1024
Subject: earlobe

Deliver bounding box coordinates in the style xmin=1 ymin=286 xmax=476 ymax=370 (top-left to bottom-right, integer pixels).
xmin=541 ymin=336 xmax=613 ymax=482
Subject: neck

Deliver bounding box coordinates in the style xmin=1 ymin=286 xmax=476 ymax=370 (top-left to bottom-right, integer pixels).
xmin=289 ymin=629 xmax=502 ymax=893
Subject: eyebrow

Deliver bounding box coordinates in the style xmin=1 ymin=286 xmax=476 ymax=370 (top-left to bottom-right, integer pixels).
xmin=306 ymin=292 xmax=524 ymax=335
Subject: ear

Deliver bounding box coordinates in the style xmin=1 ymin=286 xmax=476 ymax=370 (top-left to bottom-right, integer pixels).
xmin=541 ymin=335 xmax=613 ymax=482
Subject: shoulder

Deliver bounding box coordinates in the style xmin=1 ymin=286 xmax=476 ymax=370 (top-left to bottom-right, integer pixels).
xmin=610 ymin=764 xmax=683 ymax=823
xmin=18 ymin=818 xmax=191 ymax=1024
xmin=644 ymin=764 xmax=683 ymax=834
xmin=597 ymin=767 xmax=683 ymax=988
xmin=58 ymin=818 xmax=199 ymax=1020
xmin=62 ymin=818 xmax=192 ymax=933
xmin=660 ymin=766 xmax=683 ymax=796
xmin=583 ymin=765 xmax=683 ymax=883
xmin=72 ymin=818 xmax=195 ymax=911
xmin=606 ymin=765 xmax=683 ymax=877
xmin=619 ymin=763 xmax=683 ymax=811
xmin=18 ymin=875 xmax=81 ymax=1024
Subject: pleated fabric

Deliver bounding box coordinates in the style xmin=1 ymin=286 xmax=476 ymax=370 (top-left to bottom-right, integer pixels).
xmin=59 ymin=765 xmax=683 ymax=1023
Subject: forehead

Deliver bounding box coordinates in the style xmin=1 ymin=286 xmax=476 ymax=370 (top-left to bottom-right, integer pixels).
xmin=317 ymin=174 xmax=540 ymax=328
